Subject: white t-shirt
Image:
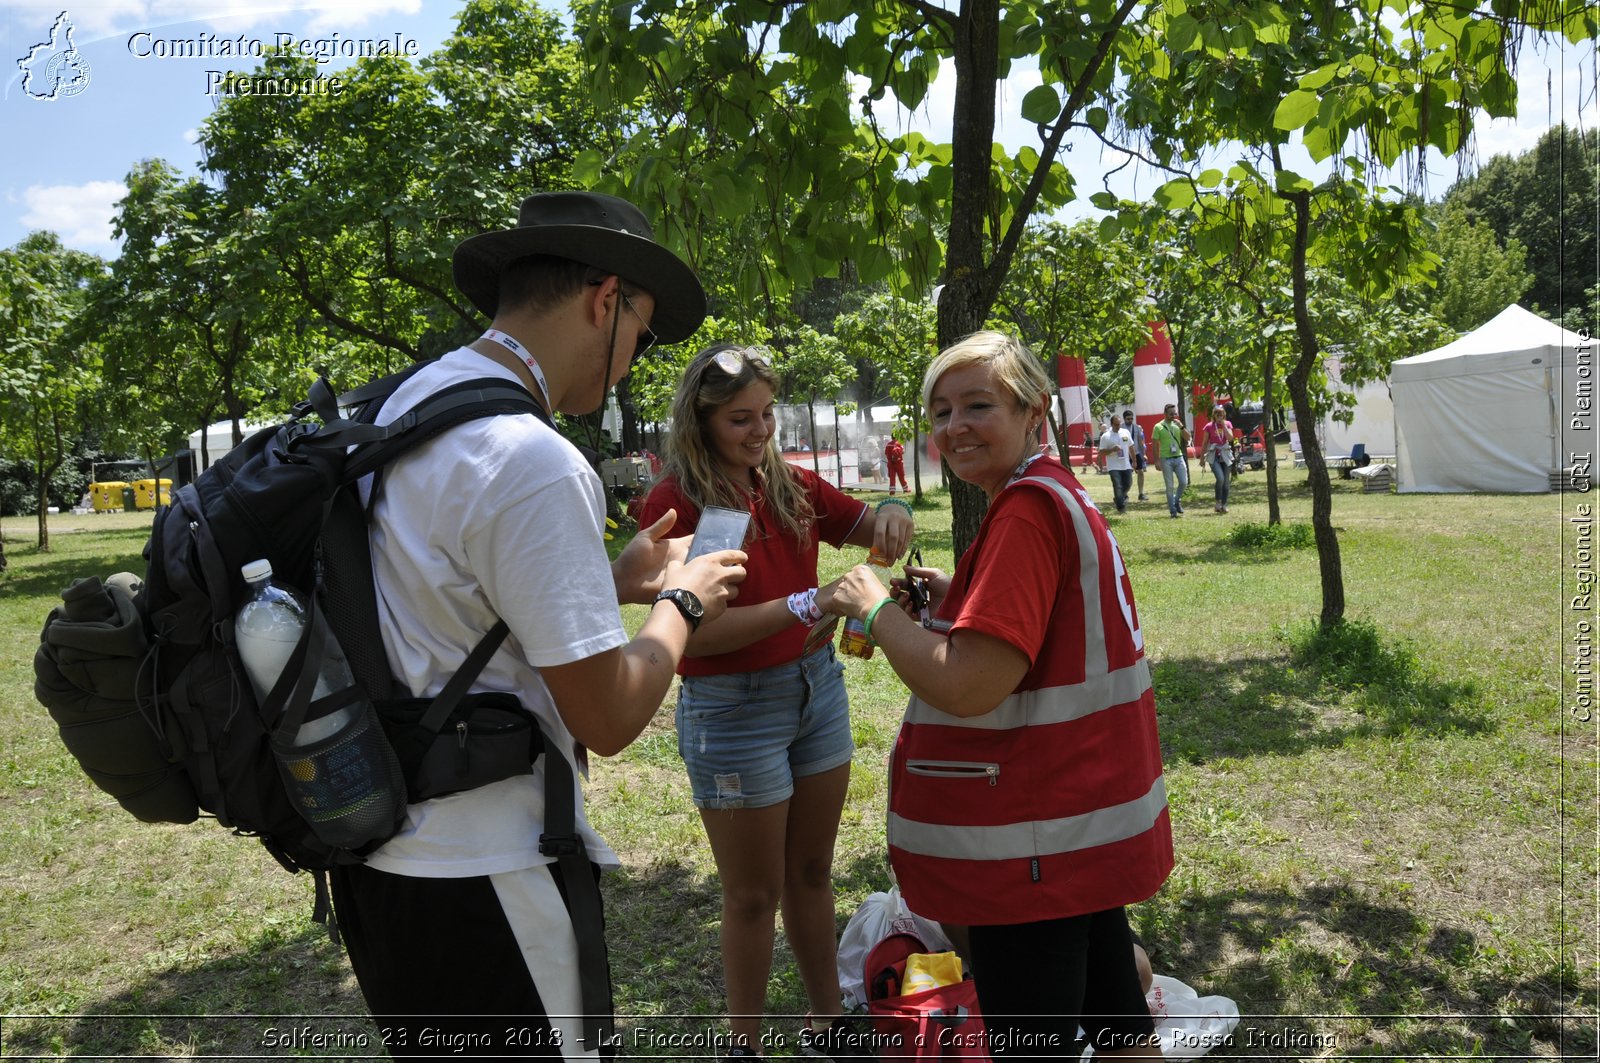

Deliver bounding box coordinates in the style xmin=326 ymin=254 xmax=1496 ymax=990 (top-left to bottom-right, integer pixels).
xmin=1100 ymin=428 xmax=1133 ymax=471
xmin=361 ymin=348 xmax=624 ymax=877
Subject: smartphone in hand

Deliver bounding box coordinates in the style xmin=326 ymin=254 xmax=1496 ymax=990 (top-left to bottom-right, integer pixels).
xmin=688 ymin=506 xmax=752 ymax=561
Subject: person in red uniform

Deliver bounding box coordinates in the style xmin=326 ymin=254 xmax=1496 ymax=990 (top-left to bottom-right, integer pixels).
xmin=638 ymin=344 xmax=913 ymax=1060
xmin=826 ymin=331 xmax=1171 ymax=1061
xmin=884 ymin=434 xmax=910 ymax=495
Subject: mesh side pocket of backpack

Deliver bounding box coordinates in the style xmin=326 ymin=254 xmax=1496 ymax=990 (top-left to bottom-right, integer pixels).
xmin=271 ymin=695 xmax=407 ymax=852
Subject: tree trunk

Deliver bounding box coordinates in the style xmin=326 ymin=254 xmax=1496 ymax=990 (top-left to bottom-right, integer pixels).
xmin=1286 ymin=191 xmax=1344 ymax=629
xmin=33 ymin=431 xmax=57 ymax=552
xmin=1263 ymin=335 xmax=1282 ymax=526
xmin=35 ymin=480 xmax=50 ymax=552
xmin=912 ymin=421 xmax=924 ymax=500
xmin=940 ymin=0 xmax=1001 ymax=558
xmin=617 ymin=376 xmax=642 ymax=453
xmin=808 ymin=400 xmax=820 ymax=477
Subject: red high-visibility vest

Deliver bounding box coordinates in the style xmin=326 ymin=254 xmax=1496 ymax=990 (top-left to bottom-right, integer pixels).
xmin=888 ymin=459 xmax=1173 ymax=924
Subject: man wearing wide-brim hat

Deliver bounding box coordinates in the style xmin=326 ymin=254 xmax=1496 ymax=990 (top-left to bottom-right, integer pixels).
xmin=329 ymin=192 xmax=746 ymax=1059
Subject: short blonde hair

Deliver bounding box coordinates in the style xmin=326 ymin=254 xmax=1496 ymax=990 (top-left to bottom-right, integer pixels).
xmin=923 ymin=331 xmax=1052 ymax=414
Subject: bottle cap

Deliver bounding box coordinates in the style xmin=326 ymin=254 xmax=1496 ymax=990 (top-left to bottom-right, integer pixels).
xmin=241 ymin=559 xmax=273 ymax=582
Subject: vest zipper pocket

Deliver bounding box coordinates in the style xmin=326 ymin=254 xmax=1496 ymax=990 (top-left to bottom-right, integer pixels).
xmin=906 ymin=759 xmax=999 ymax=786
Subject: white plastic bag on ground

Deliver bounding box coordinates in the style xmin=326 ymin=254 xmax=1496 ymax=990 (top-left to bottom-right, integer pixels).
xmin=837 ymin=888 xmax=956 ymax=1010
xmin=1142 ymin=974 xmax=1241 ymax=1060
xmin=1080 ymin=974 xmax=1240 ymax=1060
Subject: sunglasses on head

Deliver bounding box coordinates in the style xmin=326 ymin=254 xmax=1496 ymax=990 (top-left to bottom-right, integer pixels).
xmin=709 ymin=346 xmax=772 ymax=377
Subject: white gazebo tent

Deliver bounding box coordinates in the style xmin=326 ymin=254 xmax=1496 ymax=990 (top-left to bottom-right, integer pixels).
xmin=1323 ymin=353 xmax=1395 ymax=459
xmin=1390 ymin=305 xmax=1590 ymax=493
xmin=187 ymin=420 xmax=273 ymax=473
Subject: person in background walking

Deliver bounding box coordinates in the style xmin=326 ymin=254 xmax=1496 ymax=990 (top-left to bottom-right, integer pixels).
xmin=1122 ymin=409 xmax=1148 ymax=502
xmin=1202 ymin=406 xmax=1237 ymax=513
xmin=1151 ymin=404 xmax=1189 ymax=518
xmin=1099 ymin=414 xmax=1134 ymax=514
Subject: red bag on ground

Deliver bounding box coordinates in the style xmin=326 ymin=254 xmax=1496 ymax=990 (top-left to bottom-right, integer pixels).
xmin=865 ymin=932 xmax=991 ymax=1061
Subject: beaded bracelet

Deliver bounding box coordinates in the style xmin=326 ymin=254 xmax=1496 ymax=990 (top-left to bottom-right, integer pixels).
xmin=863 ymin=596 xmax=897 ymax=642
xmin=876 ymin=496 xmax=914 ymax=519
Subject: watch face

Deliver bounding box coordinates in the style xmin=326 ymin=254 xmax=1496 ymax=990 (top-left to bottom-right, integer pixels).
xmin=659 ymin=588 xmax=703 ymax=623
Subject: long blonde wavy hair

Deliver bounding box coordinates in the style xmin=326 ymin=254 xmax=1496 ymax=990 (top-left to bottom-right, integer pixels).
xmin=661 ymin=344 xmax=816 ymax=548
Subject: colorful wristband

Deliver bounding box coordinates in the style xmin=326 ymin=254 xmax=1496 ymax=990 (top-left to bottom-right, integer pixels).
xmin=876 ymin=496 xmax=914 ymax=519
xmin=787 ymin=588 xmax=823 ymax=627
xmin=863 ymin=596 xmax=896 ymax=642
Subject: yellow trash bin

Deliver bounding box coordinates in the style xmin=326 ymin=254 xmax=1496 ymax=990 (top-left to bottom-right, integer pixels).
xmin=133 ymin=478 xmax=172 ymax=510
xmin=89 ymin=482 xmax=128 ymax=512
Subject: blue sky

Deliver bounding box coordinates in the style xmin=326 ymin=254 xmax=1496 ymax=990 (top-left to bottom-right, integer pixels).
xmin=0 ymin=0 xmax=1592 ymax=258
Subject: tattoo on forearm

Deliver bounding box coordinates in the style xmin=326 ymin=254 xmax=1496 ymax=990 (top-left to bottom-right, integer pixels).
xmin=648 ymin=652 xmax=660 ymax=666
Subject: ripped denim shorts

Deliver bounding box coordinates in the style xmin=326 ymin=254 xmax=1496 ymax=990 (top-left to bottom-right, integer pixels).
xmin=674 ymin=643 xmax=853 ymax=810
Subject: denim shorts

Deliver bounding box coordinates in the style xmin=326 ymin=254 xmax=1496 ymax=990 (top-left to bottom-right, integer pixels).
xmin=675 ymin=643 xmax=854 ymax=810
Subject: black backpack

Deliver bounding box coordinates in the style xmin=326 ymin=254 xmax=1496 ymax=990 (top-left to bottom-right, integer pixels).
xmin=35 ymin=364 xmax=616 ymax=1049
xmin=34 ymin=365 xmax=554 ymax=886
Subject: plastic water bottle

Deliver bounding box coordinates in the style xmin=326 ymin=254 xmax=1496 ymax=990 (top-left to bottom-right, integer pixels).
xmin=235 ymin=559 xmax=402 ymax=847
xmin=235 ymin=559 xmax=355 ymax=742
xmin=839 ymin=551 xmax=892 ymax=659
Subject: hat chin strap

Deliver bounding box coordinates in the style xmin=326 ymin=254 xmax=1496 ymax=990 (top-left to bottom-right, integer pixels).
xmin=600 ymin=288 xmax=623 ymax=414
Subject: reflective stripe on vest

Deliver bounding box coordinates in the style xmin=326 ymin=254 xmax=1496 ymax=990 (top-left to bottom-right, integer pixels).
xmin=903 ymin=657 xmax=1149 ymax=730
xmin=889 ymin=775 xmax=1168 ymax=860
xmin=904 ymin=475 xmax=1145 ymax=732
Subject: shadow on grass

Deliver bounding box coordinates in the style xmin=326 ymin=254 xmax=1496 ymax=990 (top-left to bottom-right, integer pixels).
xmin=1152 ymin=645 xmax=1492 ymax=764
xmin=1135 ymin=882 xmax=1597 ymax=1060
xmin=9 ymin=863 xmax=1590 ymax=1061
xmin=5 ymin=860 xmax=730 ymax=1060
xmin=1 ymin=919 xmax=375 ymax=1060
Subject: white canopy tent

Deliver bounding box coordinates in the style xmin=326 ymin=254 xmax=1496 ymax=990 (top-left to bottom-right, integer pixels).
xmin=1390 ymin=305 xmax=1589 ymax=493
xmin=188 ymin=420 xmax=273 ymax=472
xmin=1323 ymin=353 xmax=1395 ymax=459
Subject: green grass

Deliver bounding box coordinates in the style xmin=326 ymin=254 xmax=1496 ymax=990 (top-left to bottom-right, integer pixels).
xmin=1 ymin=468 xmax=1595 ymax=1060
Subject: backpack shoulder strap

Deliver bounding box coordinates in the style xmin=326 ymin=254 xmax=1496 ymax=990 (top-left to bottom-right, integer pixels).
xmin=339 ymin=377 xmax=553 ymax=483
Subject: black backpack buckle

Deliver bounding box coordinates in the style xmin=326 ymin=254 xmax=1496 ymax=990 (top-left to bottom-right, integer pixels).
xmin=538 ymin=832 xmax=584 ymax=858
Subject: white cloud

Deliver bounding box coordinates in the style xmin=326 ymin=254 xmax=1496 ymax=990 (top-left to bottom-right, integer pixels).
xmin=20 ymin=181 xmax=127 ymax=251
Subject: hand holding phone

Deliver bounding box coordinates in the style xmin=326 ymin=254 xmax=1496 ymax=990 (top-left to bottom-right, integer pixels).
xmin=688 ymin=506 xmax=752 ymax=561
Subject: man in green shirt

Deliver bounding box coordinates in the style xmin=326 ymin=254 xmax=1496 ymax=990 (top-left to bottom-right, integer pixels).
xmin=1151 ymin=403 xmax=1190 ymax=517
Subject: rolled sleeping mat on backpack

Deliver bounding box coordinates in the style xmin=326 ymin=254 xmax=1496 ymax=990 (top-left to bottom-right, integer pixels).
xmin=34 ymin=575 xmax=200 ymax=824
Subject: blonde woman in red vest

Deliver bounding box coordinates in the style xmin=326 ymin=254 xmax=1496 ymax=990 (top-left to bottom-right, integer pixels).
xmin=638 ymin=344 xmax=914 ymax=1060
xmin=826 ymin=331 xmax=1172 ymax=1060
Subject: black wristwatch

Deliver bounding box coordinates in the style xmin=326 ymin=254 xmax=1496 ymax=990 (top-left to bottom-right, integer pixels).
xmin=654 ymin=588 xmax=704 ymax=632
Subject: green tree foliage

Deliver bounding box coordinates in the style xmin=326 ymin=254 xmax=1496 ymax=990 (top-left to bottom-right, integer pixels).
xmin=581 ymin=0 xmax=1141 ymax=552
xmin=96 ymin=160 xmax=285 ymax=459
xmin=1100 ymin=0 xmax=1588 ymax=628
xmin=0 ymin=232 xmax=106 ymax=552
xmin=1424 ymin=203 xmax=1534 ymax=331
xmin=1442 ymin=125 xmax=1598 ymax=323
xmin=197 ymin=0 xmax=612 ymax=377
xmin=777 ymin=325 xmax=856 ymax=478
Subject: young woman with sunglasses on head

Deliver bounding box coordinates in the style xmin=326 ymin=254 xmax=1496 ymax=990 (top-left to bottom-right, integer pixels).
xmin=638 ymin=344 xmax=914 ymax=1059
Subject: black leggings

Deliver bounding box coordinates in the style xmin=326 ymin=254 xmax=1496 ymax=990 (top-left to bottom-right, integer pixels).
xmin=967 ymin=907 xmax=1154 ymax=1058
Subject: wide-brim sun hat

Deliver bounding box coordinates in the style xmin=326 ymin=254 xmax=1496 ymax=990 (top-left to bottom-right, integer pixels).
xmin=453 ymin=191 xmax=707 ymax=344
